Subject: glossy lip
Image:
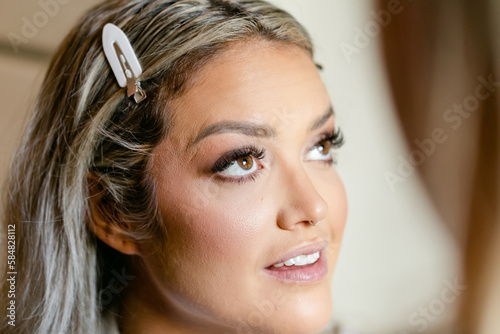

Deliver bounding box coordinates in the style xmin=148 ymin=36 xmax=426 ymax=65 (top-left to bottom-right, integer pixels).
xmin=262 ymin=239 xmax=329 ymax=283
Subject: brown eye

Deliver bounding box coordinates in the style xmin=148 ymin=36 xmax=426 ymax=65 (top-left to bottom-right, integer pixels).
xmin=213 ymin=145 xmax=265 ymax=179
xmin=237 ymin=156 xmax=253 ymax=170
xmin=319 ymin=140 xmax=332 ymax=155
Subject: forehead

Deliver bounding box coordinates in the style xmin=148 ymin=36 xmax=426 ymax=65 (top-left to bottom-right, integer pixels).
xmin=167 ymin=39 xmax=329 ymax=143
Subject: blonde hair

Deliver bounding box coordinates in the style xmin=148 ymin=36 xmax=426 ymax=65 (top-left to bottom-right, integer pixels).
xmin=0 ymin=0 xmax=314 ymax=333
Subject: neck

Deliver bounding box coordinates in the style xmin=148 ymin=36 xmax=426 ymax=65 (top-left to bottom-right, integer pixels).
xmin=118 ymin=265 xmax=235 ymax=334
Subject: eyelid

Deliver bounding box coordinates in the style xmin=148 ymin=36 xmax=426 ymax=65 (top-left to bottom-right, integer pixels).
xmin=210 ymin=146 xmax=266 ymax=185
xmin=210 ymin=145 xmax=266 ymax=174
xmin=309 ymin=127 xmax=344 ymax=151
xmin=302 ymin=127 xmax=343 ymax=162
xmin=216 ymin=168 xmax=264 ymax=185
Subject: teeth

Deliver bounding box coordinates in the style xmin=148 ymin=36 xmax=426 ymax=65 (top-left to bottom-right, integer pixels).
xmin=294 ymin=255 xmax=308 ymax=266
xmin=273 ymin=251 xmax=320 ymax=268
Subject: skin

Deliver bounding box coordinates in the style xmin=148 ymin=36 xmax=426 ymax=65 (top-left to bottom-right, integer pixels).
xmin=117 ymin=39 xmax=348 ymax=334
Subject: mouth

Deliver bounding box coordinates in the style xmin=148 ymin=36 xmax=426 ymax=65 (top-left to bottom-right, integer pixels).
xmin=263 ymin=240 xmax=328 ymax=283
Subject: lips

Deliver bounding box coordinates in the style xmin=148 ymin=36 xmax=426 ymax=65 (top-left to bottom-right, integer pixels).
xmin=263 ymin=240 xmax=329 ymax=283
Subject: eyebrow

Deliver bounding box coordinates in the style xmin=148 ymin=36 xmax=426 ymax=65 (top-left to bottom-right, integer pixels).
xmin=188 ymin=105 xmax=334 ymax=148
xmin=307 ymin=104 xmax=334 ymax=132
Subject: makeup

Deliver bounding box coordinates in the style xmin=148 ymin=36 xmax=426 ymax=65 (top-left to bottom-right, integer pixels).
xmin=139 ymin=40 xmax=347 ymax=334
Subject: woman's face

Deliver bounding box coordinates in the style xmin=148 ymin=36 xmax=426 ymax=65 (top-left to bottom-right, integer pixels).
xmin=130 ymin=40 xmax=347 ymax=334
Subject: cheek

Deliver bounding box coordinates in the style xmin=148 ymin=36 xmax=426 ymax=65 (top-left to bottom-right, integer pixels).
xmin=331 ymin=174 xmax=347 ymax=237
xmin=166 ymin=180 xmax=271 ymax=263
xmin=316 ymin=171 xmax=347 ymax=264
xmin=147 ymin=176 xmax=274 ymax=300
xmin=307 ymin=164 xmax=347 ymax=215
xmin=142 ymin=177 xmax=283 ymax=328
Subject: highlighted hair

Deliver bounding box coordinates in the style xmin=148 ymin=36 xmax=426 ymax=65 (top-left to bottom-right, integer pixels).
xmin=0 ymin=1 xmax=314 ymax=333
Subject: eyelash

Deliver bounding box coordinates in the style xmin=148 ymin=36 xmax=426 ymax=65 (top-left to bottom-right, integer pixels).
xmin=211 ymin=128 xmax=344 ymax=184
xmin=323 ymin=128 xmax=345 ymax=148
xmin=211 ymin=146 xmax=265 ymax=173
xmin=312 ymin=127 xmax=345 ymax=165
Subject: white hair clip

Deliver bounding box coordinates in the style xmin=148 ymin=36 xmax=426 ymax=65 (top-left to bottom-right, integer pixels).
xmin=102 ymin=23 xmax=146 ymax=103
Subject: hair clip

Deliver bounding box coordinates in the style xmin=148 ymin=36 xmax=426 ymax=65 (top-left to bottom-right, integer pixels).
xmin=102 ymin=23 xmax=146 ymax=103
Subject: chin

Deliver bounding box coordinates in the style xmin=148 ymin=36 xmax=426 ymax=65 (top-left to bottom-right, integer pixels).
xmin=256 ymin=289 xmax=333 ymax=334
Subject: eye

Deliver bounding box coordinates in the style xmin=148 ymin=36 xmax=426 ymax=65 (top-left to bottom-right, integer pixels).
xmin=308 ymin=140 xmax=334 ymax=161
xmin=211 ymin=145 xmax=265 ymax=183
xmin=220 ymin=155 xmax=258 ymax=176
xmin=305 ymin=128 xmax=344 ymax=164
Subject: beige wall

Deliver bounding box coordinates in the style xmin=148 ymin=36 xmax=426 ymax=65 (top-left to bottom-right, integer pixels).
xmin=0 ymin=0 xmax=103 ymax=187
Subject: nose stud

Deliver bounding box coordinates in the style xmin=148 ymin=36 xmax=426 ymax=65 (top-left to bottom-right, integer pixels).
xmin=309 ymin=220 xmax=321 ymax=226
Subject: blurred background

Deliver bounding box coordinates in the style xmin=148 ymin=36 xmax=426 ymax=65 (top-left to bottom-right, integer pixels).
xmin=0 ymin=1 xmax=498 ymax=333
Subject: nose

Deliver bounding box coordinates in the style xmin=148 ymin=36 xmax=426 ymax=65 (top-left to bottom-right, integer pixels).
xmin=276 ymin=163 xmax=329 ymax=230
